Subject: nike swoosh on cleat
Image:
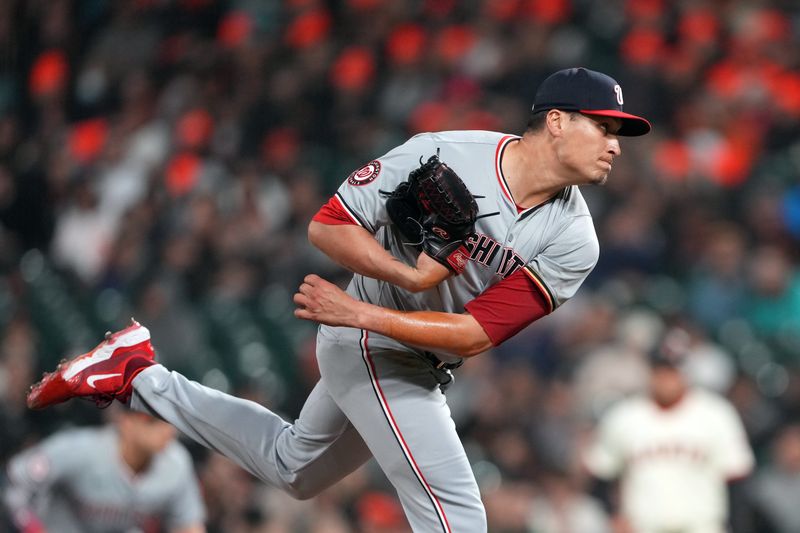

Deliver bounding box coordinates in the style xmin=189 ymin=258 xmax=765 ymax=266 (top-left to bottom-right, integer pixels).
xmin=86 ymin=373 xmax=122 ymax=389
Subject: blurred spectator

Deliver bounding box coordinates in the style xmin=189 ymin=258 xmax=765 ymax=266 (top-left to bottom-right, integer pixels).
xmin=0 ymin=318 xmax=38 ymax=461
xmin=686 ymin=222 xmax=748 ymax=334
xmin=746 ymin=245 xmax=800 ymax=361
xmin=726 ymin=374 xmax=784 ymax=454
xmin=527 ymin=468 xmax=610 ymax=533
xmin=674 ymin=320 xmax=736 ymax=395
xmin=483 ymin=481 xmax=538 ymax=532
xmin=744 ymin=423 xmax=800 ymax=533
xmin=356 ymin=491 xmax=409 ymax=533
xmin=198 ymin=453 xmax=266 ymax=533
xmin=572 ymin=308 xmax=659 ymax=420
xmin=50 ymin=179 xmax=117 ymax=284
xmin=748 ymin=424 xmax=800 ymax=533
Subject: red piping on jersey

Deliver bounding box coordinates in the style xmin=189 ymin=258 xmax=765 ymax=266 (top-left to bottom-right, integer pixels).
xmin=494 ymin=136 xmax=559 ymax=216
xmin=334 ymin=193 xmax=366 ymax=227
xmin=360 ymin=331 xmax=452 ymax=533
xmin=312 ymin=194 xmax=361 ymax=226
xmin=494 ymin=135 xmax=517 ymax=206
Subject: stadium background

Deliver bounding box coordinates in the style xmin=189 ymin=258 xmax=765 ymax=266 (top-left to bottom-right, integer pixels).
xmin=1 ymin=0 xmax=799 ymax=531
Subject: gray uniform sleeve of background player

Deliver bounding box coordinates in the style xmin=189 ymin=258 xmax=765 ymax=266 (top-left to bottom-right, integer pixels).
xmin=334 ymin=133 xmax=437 ymax=233
xmin=7 ymin=430 xmax=85 ymax=492
xmin=161 ymin=443 xmax=206 ymax=529
xmin=527 ymin=214 xmax=599 ymax=309
xmin=5 ymin=430 xmax=85 ymax=517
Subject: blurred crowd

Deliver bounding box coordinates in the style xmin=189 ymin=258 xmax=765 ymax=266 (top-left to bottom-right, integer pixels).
xmin=1 ymin=0 xmax=799 ymax=531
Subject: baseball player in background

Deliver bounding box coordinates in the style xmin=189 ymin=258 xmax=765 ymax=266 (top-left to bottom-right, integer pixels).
xmin=27 ymin=68 xmax=651 ymax=532
xmin=4 ymin=409 xmax=206 ymax=533
xmin=583 ymin=328 xmax=754 ymax=533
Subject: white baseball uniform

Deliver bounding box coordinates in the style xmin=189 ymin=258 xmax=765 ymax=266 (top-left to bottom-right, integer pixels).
xmin=130 ymin=130 xmax=599 ymax=532
xmin=4 ymin=426 xmax=205 ymax=533
xmin=584 ymin=389 xmax=754 ymax=533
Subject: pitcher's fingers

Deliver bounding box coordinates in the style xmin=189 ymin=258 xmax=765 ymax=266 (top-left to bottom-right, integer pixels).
xmin=297 ymin=283 xmax=312 ymax=296
xmin=293 ymin=293 xmax=310 ymax=307
xmin=294 ymin=308 xmax=313 ymax=320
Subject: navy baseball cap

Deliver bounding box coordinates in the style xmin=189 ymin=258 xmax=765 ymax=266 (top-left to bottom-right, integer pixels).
xmin=532 ymin=67 xmax=651 ymax=136
xmin=649 ymin=328 xmax=690 ymax=368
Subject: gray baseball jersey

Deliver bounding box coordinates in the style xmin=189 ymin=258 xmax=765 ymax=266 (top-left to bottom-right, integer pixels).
xmin=129 ymin=129 xmax=599 ymax=533
xmin=5 ymin=426 xmax=205 ymax=533
xmin=325 ymin=130 xmax=598 ymax=361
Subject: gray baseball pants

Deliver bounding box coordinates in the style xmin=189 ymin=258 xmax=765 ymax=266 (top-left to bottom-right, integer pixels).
xmin=131 ymin=325 xmax=486 ymax=532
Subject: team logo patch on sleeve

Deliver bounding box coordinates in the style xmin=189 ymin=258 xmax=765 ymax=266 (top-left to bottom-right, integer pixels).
xmin=27 ymin=453 xmax=51 ymax=482
xmin=347 ymin=160 xmax=381 ymax=186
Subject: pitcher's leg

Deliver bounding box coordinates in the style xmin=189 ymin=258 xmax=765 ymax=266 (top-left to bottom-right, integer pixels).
xmin=131 ymin=364 xmax=371 ymax=499
xmin=320 ymin=332 xmax=486 ymax=532
xmin=359 ymin=384 xmax=486 ymax=533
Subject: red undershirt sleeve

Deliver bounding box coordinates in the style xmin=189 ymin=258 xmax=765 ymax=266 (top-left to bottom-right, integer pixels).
xmin=465 ymin=268 xmax=554 ymax=346
xmin=312 ymin=195 xmax=360 ymax=225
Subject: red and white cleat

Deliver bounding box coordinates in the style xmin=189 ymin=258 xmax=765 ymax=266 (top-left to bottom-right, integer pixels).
xmin=27 ymin=319 xmax=156 ymax=409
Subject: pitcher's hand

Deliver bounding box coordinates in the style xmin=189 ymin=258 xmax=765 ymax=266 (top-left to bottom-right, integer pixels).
xmin=294 ymin=275 xmax=364 ymax=327
xmin=410 ymin=252 xmax=453 ymax=291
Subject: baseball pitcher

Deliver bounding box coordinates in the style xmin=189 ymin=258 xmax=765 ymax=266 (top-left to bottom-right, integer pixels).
xmin=27 ymin=68 xmax=651 ymax=532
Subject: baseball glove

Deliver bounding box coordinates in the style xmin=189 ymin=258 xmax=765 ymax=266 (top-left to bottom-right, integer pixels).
xmin=381 ymin=154 xmax=478 ymax=274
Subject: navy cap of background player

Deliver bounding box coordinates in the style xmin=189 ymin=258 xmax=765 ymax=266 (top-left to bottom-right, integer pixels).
xmin=531 ymin=67 xmax=652 ymax=137
xmin=649 ymin=328 xmax=691 ymax=369
xmin=650 ymin=350 xmax=683 ymax=369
